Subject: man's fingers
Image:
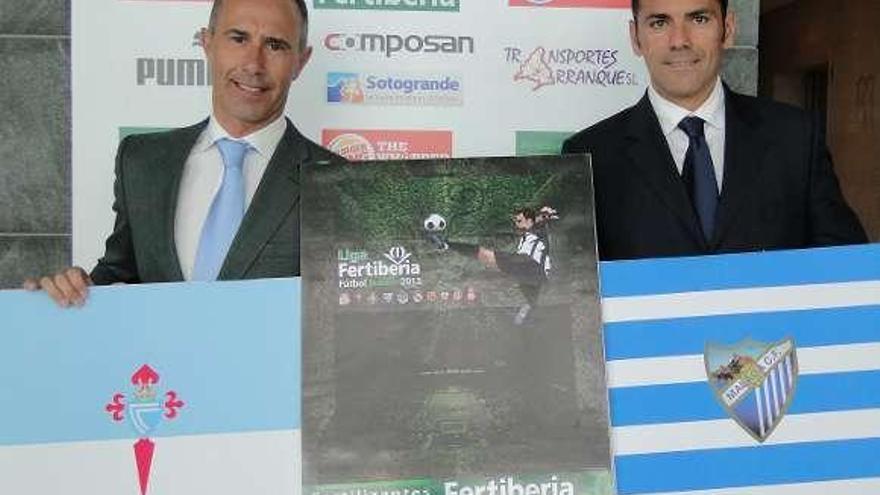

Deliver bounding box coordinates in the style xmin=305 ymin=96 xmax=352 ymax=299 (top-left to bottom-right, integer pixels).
xmin=39 ymin=275 xmax=70 ymax=307
xmin=52 ymin=272 xmax=82 ymax=306
xmin=56 ymin=268 xmax=91 ymax=306
xmin=67 ymin=268 xmax=92 ymax=297
xmin=27 ymin=266 xmax=92 ymax=308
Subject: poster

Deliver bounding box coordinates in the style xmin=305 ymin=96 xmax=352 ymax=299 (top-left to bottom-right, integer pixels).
xmin=301 ymin=156 xmax=613 ymax=495
xmin=0 ymin=279 xmax=302 ymax=495
xmin=601 ymin=244 xmax=880 ymax=494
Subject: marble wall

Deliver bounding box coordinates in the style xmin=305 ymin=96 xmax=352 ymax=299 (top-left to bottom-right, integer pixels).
xmin=725 ymin=0 xmax=761 ymax=95
xmin=0 ymin=0 xmax=70 ymax=288
xmin=0 ymin=0 xmax=761 ymax=288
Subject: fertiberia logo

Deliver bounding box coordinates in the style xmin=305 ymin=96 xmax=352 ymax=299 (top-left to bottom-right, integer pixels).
xmin=315 ymin=0 xmax=460 ymax=11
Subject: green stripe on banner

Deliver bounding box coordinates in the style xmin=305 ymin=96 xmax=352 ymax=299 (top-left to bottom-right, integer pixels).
xmin=308 ymin=471 xmax=613 ymax=495
xmin=515 ymin=131 xmax=573 ymax=156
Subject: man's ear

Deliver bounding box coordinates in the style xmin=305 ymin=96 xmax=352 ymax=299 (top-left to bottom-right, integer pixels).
xmin=629 ymin=20 xmax=643 ymax=57
xmin=293 ymin=45 xmax=313 ymax=81
xmin=722 ymin=11 xmax=737 ymax=48
xmin=200 ymin=27 xmax=212 ymax=57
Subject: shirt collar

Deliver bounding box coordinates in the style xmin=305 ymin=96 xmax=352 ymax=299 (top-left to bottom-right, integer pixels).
xmin=196 ymin=114 xmax=288 ymax=157
xmin=648 ymin=77 xmax=725 ymax=137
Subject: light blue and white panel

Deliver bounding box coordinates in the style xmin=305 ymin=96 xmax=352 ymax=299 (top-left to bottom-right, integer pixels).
xmin=601 ymin=245 xmax=880 ymax=495
xmin=0 ymin=279 xmax=302 ymax=494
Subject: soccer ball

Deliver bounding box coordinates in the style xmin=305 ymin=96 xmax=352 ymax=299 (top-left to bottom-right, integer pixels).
xmin=423 ymin=213 xmax=447 ymax=232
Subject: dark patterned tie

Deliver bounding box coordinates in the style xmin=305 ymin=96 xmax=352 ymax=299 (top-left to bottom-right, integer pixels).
xmin=679 ymin=116 xmax=719 ymax=242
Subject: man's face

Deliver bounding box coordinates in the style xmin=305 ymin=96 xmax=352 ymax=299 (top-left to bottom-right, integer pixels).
xmin=202 ymin=0 xmax=312 ymax=137
xmin=630 ymin=0 xmax=735 ymax=110
xmin=513 ymin=213 xmax=534 ymax=233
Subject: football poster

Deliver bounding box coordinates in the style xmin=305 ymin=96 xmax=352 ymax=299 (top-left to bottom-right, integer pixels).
xmin=301 ymin=156 xmax=613 ymax=495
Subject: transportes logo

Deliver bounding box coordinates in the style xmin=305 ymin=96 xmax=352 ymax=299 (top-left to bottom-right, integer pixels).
xmin=314 ymin=0 xmax=460 ymax=12
xmin=322 ymin=129 xmax=453 ymax=160
xmin=508 ymin=0 xmax=631 ymax=7
xmin=324 ymin=32 xmax=474 ymax=58
xmin=504 ymin=46 xmax=638 ymax=91
xmin=327 ymin=72 xmax=463 ymax=106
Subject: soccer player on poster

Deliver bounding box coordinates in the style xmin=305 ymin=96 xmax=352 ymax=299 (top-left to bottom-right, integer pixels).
xmin=426 ymin=206 xmax=558 ymax=325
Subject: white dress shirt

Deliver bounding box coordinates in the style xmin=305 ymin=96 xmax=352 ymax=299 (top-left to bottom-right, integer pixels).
xmin=175 ymin=115 xmax=287 ymax=280
xmin=648 ymin=77 xmax=726 ymax=192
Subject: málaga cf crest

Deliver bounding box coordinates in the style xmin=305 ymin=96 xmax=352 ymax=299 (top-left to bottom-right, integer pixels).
xmin=704 ymin=338 xmax=798 ymax=442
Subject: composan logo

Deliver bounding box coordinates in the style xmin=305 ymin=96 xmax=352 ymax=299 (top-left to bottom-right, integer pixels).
xmin=324 ymin=33 xmax=474 ymax=58
xmin=314 ymin=0 xmax=460 ymax=11
xmin=327 ymin=72 xmax=463 ymax=106
xmin=504 ymin=46 xmax=638 ymax=90
xmin=322 ymin=129 xmax=453 ymax=160
xmin=508 ymin=0 xmax=631 ymax=7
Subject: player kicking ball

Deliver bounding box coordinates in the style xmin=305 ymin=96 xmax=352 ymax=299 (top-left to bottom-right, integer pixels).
xmin=424 ymin=206 xmax=557 ymax=325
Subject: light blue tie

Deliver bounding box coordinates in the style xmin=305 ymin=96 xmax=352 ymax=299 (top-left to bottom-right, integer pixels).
xmin=192 ymin=138 xmax=250 ymax=281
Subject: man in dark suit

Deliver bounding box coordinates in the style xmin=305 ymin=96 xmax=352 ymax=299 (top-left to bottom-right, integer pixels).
xmin=563 ymin=0 xmax=866 ymax=261
xmin=27 ymin=0 xmax=338 ymax=305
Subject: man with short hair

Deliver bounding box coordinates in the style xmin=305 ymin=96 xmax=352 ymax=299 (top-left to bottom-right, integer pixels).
xmin=563 ymin=0 xmax=866 ymax=261
xmin=27 ymin=0 xmax=339 ymax=306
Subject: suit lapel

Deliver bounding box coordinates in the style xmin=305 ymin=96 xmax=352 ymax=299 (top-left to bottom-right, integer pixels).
xmin=625 ymin=95 xmax=707 ymax=249
xmin=219 ymin=119 xmax=304 ymax=279
xmin=712 ymin=90 xmax=768 ymax=247
xmin=153 ymin=121 xmax=206 ymax=282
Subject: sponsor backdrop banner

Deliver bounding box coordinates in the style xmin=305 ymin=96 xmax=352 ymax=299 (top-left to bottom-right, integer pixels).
xmin=71 ymin=0 xmax=645 ymax=266
xmin=600 ymin=244 xmax=880 ymax=494
xmin=0 ymin=279 xmax=302 ymax=495
xmin=301 ymin=156 xmax=613 ymax=494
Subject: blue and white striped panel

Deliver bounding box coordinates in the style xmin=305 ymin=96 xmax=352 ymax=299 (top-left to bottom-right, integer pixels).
xmin=600 ymin=245 xmax=880 ymax=495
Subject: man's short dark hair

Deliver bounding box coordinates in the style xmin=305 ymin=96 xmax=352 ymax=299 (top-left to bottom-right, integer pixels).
xmin=513 ymin=207 xmax=537 ymax=221
xmin=632 ymin=0 xmax=728 ymax=18
xmin=208 ymin=0 xmax=309 ymax=49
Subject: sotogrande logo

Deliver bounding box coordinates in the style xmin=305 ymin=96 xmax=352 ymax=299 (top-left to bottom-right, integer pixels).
xmin=314 ymin=0 xmax=460 ymax=11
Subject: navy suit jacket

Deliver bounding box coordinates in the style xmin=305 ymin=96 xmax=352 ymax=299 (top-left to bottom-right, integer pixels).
xmin=562 ymin=89 xmax=867 ymax=260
